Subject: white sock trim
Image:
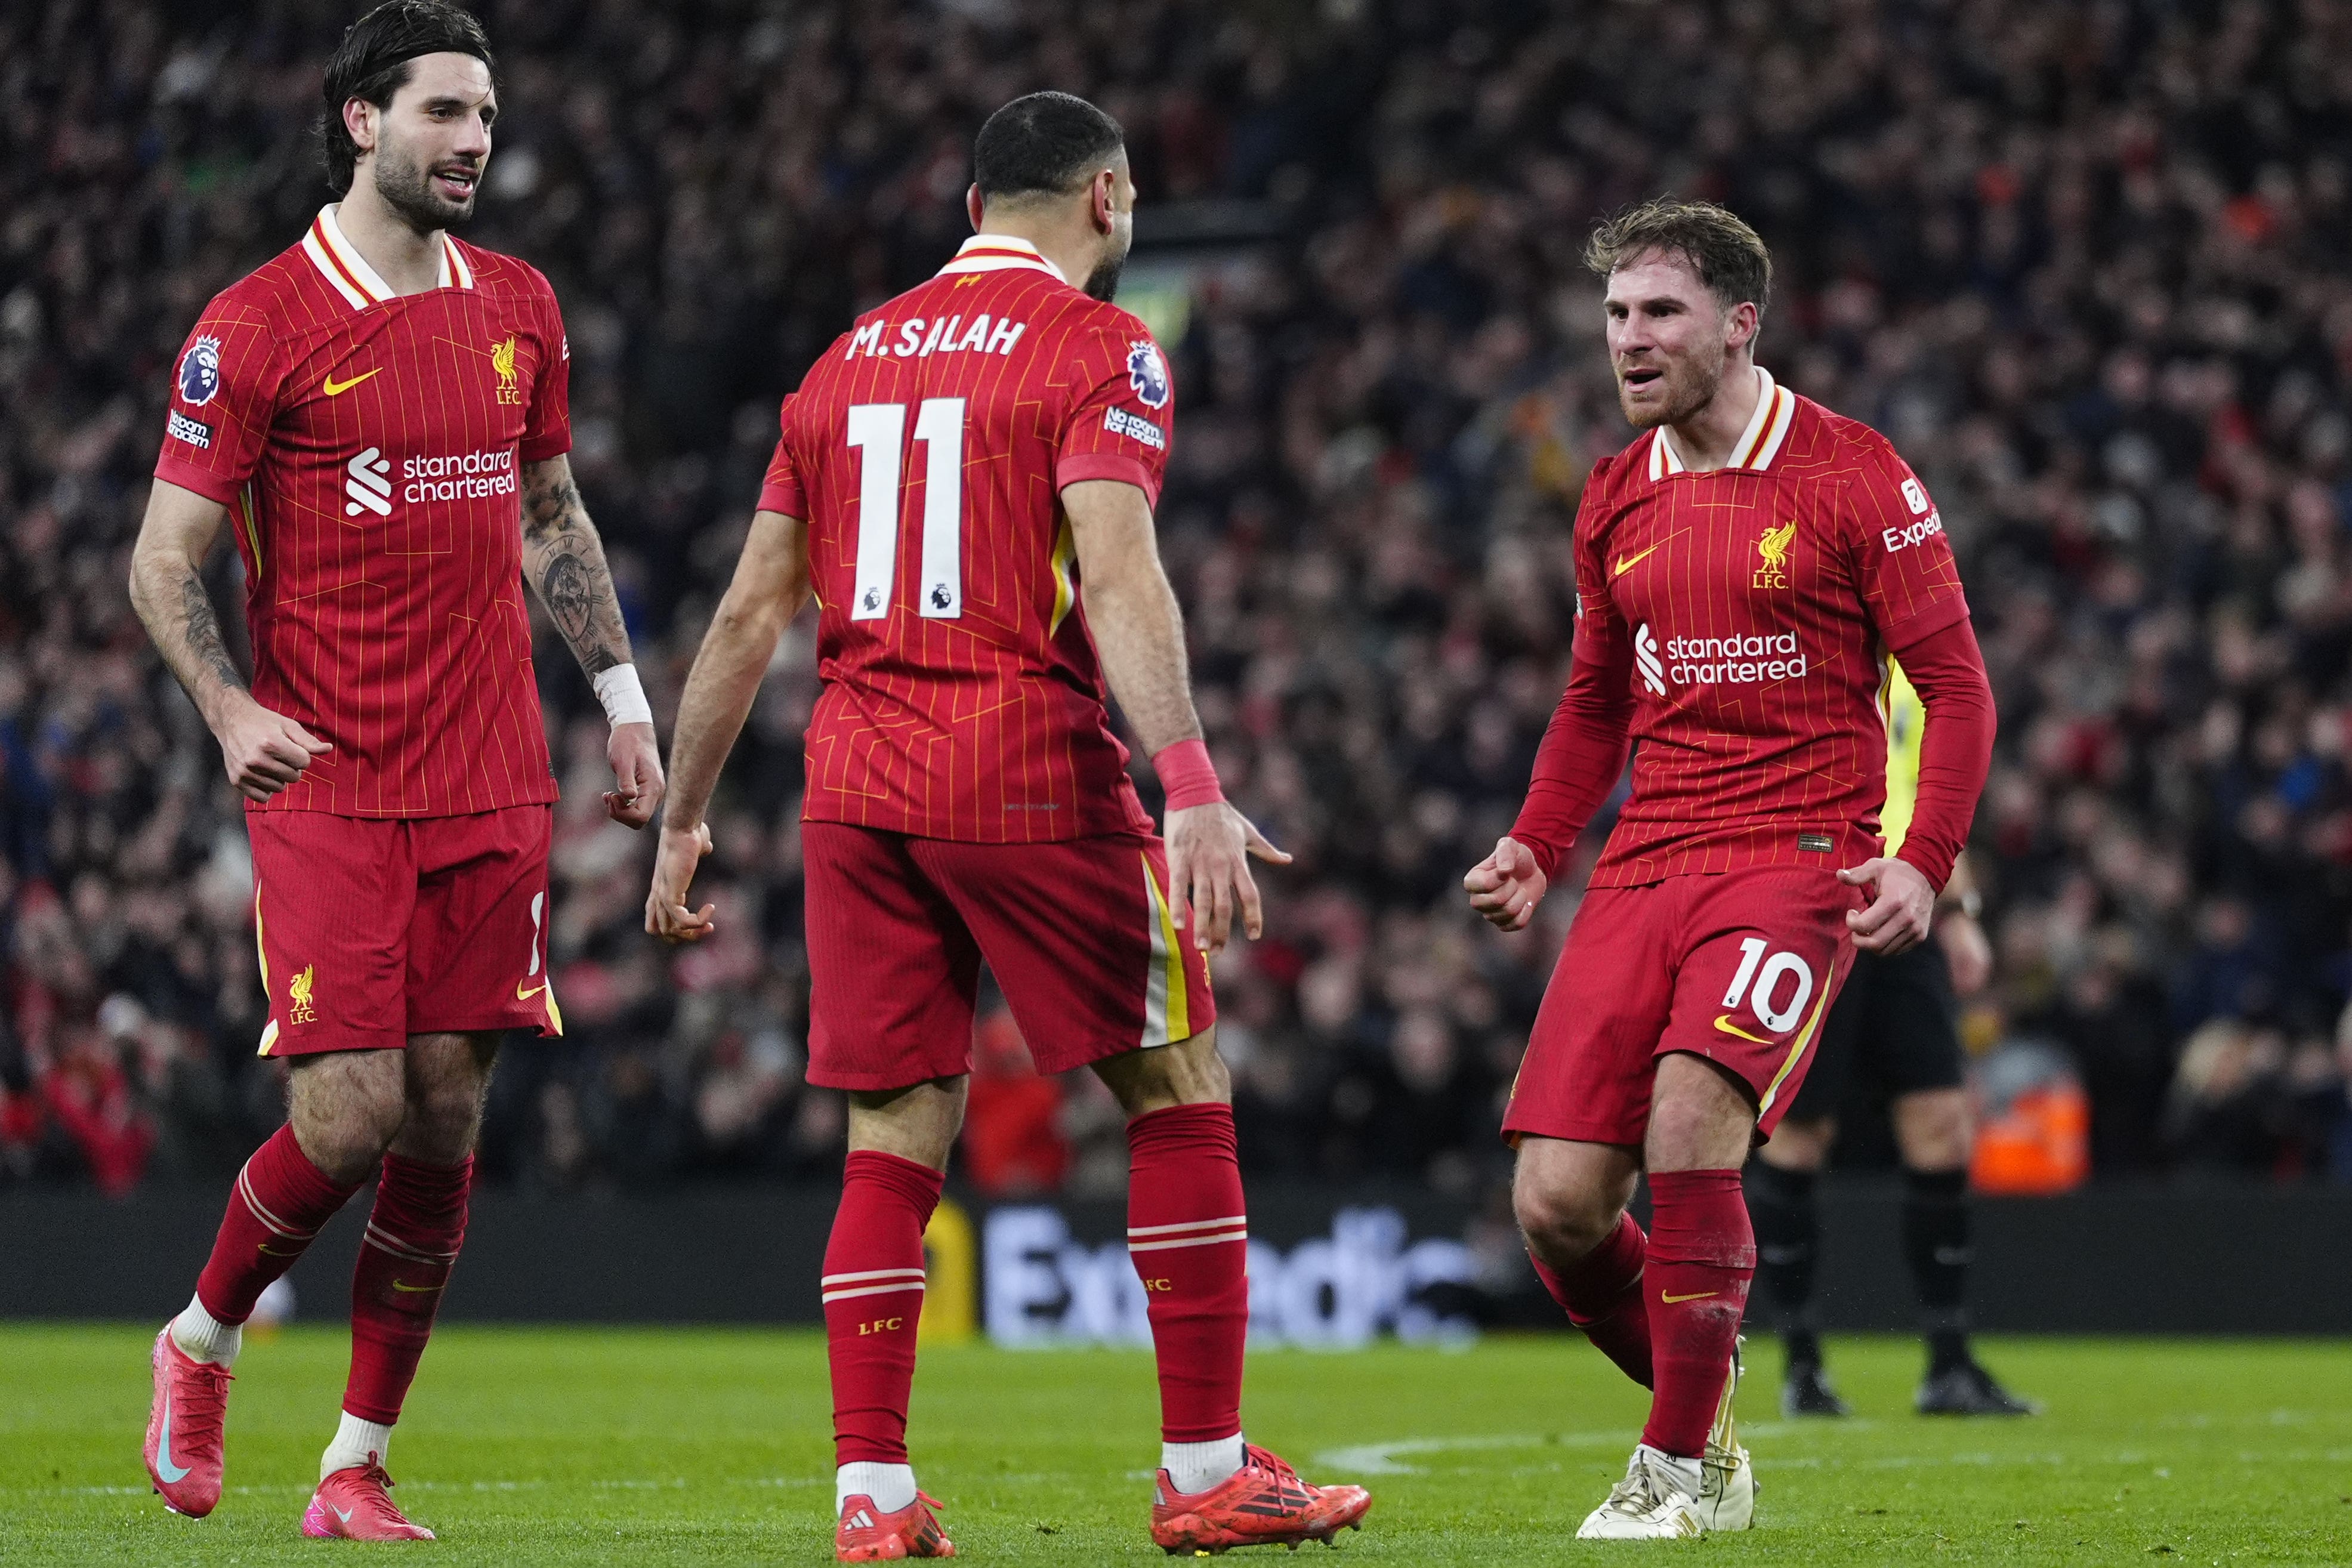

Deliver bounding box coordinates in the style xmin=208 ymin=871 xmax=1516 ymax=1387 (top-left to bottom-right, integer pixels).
xmin=836 ymin=1461 xmax=917 ymax=1514
xmin=1162 ymin=1433 xmax=1245 ymax=1496
xmin=169 ymin=1295 xmax=241 ymax=1368
xmin=322 ymin=1412 xmax=393 ymax=1480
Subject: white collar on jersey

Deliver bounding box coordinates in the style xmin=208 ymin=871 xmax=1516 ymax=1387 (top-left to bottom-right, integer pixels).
xmin=300 ymin=203 xmax=476 ymax=310
xmin=934 ymin=233 xmax=1070 ymax=285
xmin=1648 ymin=365 xmax=1797 ymax=480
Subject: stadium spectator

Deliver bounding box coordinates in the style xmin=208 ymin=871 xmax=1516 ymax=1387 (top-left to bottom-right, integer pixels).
xmin=8 ymin=0 xmax=2352 ymax=1193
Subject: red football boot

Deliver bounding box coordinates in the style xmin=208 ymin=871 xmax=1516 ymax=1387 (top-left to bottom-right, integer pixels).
xmin=301 ymin=1454 xmax=436 ymax=1541
xmin=144 ymin=1326 xmax=232 ymax=1517
xmin=835 ymin=1491 xmax=956 ymax=1561
xmin=1150 ymin=1444 xmax=1373 ymax=1555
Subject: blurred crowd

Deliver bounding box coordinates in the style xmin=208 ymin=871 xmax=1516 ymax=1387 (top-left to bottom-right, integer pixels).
xmin=8 ymin=0 xmax=2352 ymax=1197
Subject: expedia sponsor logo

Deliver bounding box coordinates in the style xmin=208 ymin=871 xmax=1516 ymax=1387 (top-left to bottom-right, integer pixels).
xmin=1103 ymin=406 xmax=1164 ymax=449
xmin=167 ymin=410 xmax=213 ymax=449
xmin=402 ymin=447 xmax=517 ymax=503
xmin=1662 ymin=631 xmax=1808 ymax=685
xmin=1883 ymin=511 xmax=1944 ymax=552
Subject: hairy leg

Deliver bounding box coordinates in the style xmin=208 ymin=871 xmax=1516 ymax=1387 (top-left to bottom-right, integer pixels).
xmin=1513 ymin=1135 xmax=1650 ymax=1385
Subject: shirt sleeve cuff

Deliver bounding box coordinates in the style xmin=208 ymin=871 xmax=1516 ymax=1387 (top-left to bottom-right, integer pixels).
xmin=1878 ymin=593 xmax=1971 ymax=654
xmin=1055 ymin=452 xmax=1160 ymax=507
xmin=757 ymin=479 xmax=806 ymax=516
xmin=151 ymin=459 xmax=241 ymax=507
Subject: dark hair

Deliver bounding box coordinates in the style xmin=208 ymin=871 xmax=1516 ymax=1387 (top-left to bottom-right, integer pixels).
xmin=1585 ymin=198 xmax=1773 ymax=320
xmin=318 ymin=1 xmax=496 ymax=193
xmin=973 ymin=91 xmax=1124 ymax=203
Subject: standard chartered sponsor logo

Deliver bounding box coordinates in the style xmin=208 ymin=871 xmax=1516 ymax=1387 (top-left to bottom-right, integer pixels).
xmin=344 ymin=448 xmax=393 ymax=517
xmin=1635 ymin=624 xmax=1810 ymax=690
xmin=403 ymin=447 xmax=516 ymax=502
xmin=1634 ymin=624 xmax=1666 ymax=696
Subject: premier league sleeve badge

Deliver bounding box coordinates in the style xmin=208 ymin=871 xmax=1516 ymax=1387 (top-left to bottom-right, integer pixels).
xmin=178 ymin=335 xmax=223 ymax=407
xmin=1125 ymin=339 xmax=1169 ymax=409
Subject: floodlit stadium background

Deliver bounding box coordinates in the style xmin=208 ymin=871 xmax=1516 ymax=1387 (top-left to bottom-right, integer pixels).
xmin=5 ymin=0 xmax=2352 ymax=1336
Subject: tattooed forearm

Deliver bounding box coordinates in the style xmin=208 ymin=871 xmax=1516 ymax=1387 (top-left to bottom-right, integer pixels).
xmin=178 ymin=572 xmax=246 ymax=695
xmin=519 ymin=455 xmax=633 ymax=683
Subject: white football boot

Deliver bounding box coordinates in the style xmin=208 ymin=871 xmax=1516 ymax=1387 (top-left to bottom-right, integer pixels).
xmin=1576 ymin=1444 xmax=1706 ymax=1539
xmin=1694 ymin=1336 xmax=1756 ymax=1530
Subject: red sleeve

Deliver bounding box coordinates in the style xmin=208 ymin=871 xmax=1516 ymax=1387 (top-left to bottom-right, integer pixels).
xmin=520 ymin=276 xmax=572 ymax=462
xmin=1510 ymin=480 xmax=1635 ymax=881
xmin=1887 ymin=617 xmax=1995 ymax=891
xmin=152 ymin=297 xmax=283 ymax=505
xmin=1846 ymin=437 xmax=1968 ymax=650
xmin=1055 ymin=323 xmax=1172 ymax=505
xmin=757 ymin=393 xmax=804 ymax=516
xmin=1510 ymin=645 xmax=1634 ymax=882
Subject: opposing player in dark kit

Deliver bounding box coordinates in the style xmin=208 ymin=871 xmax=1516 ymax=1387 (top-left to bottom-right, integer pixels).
xmin=647 ymin=92 xmax=1371 ymax=1561
xmin=132 ymin=1 xmax=658 ymax=1539
xmin=1464 ymin=200 xmax=1996 ymax=1538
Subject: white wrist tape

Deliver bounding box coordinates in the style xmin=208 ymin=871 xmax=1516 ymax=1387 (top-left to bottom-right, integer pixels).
xmin=592 ymin=664 xmax=654 ymax=728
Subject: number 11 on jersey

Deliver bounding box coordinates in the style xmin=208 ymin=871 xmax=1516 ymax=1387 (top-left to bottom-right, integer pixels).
xmin=846 ymin=398 xmax=965 ymax=621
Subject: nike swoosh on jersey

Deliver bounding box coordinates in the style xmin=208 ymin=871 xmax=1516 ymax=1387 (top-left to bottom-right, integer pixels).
xmin=1661 ymin=1289 xmax=1719 ymax=1304
xmin=1712 ymin=1014 xmax=1774 ymax=1044
xmin=155 ymin=1396 xmax=192 ymax=1483
xmin=390 ymin=1280 xmax=445 ymax=1293
xmin=1613 ymin=543 xmax=1662 ymax=576
xmin=322 ymin=369 xmax=379 ymax=397
xmin=515 ymin=981 xmax=545 ymax=1001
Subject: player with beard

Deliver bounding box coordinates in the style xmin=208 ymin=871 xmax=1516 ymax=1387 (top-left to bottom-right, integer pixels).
xmin=647 ymin=91 xmax=1373 ymax=1560
xmin=1462 ymin=200 xmax=1996 ymax=1538
xmin=131 ymin=1 xmax=658 ymax=1539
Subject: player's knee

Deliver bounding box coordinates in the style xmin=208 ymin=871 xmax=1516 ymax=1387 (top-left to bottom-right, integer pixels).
xmin=1095 ymin=1028 xmax=1229 ymax=1118
xmin=1896 ymin=1088 xmax=1971 ymax=1170
xmin=289 ymin=1054 xmax=408 ymax=1181
xmin=1512 ymin=1175 xmax=1619 ymax=1269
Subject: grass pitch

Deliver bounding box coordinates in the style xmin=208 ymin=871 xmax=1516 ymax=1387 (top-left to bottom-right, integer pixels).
xmin=2 ymin=1325 xmax=2348 ymax=1564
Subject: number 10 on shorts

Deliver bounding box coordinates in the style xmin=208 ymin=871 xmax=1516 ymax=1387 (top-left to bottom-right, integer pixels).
xmin=1721 ymin=937 xmax=1816 ymax=1033
xmin=847 ymin=399 xmax=966 ymax=621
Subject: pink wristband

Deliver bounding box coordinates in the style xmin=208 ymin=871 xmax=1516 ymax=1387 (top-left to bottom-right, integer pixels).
xmin=1152 ymin=738 xmax=1225 ymax=813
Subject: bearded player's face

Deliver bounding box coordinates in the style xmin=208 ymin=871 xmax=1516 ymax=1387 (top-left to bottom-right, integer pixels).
xmin=363 ymin=53 xmax=496 ymax=233
xmin=1603 ymin=252 xmax=1737 ymax=429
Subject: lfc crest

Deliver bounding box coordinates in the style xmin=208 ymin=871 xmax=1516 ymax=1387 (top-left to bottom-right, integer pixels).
xmin=288 ymin=964 xmax=318 ymax=1025
xmin=490 ymin=334 xmax=521 ymax=404
xmin=1753 ymin=519 xmax=1796 ymax=589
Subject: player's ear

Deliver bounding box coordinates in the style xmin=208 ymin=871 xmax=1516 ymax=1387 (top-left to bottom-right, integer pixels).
xmin=344 ymin=97 xmax=378 ymax=161
xmin=1091 ymin=167 xmax=1117 ymax=234
xmin=1725 ymin=300 xmax=1759 ymax=355
xmin=966 ymin=183 xmax=985 ymax=232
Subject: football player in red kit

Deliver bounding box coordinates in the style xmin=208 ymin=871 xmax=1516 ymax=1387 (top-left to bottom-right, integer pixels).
xmin=130 ymin=1 xmax=658 ymax=1540
xmin=1463 ymin=200 xmax=1996 ymax=1538
xmin=646 ymin=93 xmax=1372 ymax=1561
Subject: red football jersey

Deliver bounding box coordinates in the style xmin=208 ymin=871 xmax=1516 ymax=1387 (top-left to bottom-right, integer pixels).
xmin=1572 ymin=368 xmax=1969 ymax=887
xmin=759 ymin=234 xmax=1170 ymax=842
xmin=153 ymin=204 xmax=570 ymax=819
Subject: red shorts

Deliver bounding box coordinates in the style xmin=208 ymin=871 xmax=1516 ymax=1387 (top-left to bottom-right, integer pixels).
xmin=1501 ymin=865 xmax=1863 ymax=1147
xmin=248 ymin=806 xmax=561 ymax=1056
xmin=801 ymin=823 xmax=1215 ymax=1091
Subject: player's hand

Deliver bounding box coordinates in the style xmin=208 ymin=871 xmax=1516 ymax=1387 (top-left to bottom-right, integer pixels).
xmin=1165 ymin=802 xmax=1290 ymax=955
xmin=606 ymin=721 xmax=663 ymax=829
xmin=644 ymin=818 xmax=715 ymax=943
xmin=1839 ymin=856 xmax=1935 ymax=955
xmin=1464 ymin=835 xmax=1548 ymax=932
xmin=1937 ymin=909 xmax=1994 ymax=995
xmin=212 ymin=690 xmax=333 ymax=802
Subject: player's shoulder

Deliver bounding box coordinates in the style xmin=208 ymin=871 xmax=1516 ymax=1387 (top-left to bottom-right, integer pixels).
xmin=198 ymin=239 xmax=323 ymax=328
xmin=449 ymin=239 xmax=558 ymax=305
xmin=1779 ymin=392 xmax=1906 ymax=477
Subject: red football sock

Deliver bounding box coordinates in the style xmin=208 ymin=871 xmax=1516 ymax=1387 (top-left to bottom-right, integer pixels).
xmin=1640 ymin=1169 xmax=1755 ymax=1458
xmin=1529 ymin=1212 xmax=1653 ymax=1388
xmin=344 ymin=1153 xmax=471 ymax=1425
xmin=1125 ymin=1103 xmax=1249 ymax=1444
xmin=825 ymin=1150 xmax=944 ymax=1466
xmin=194 ymin=1123 xmax=362 ymax=1324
